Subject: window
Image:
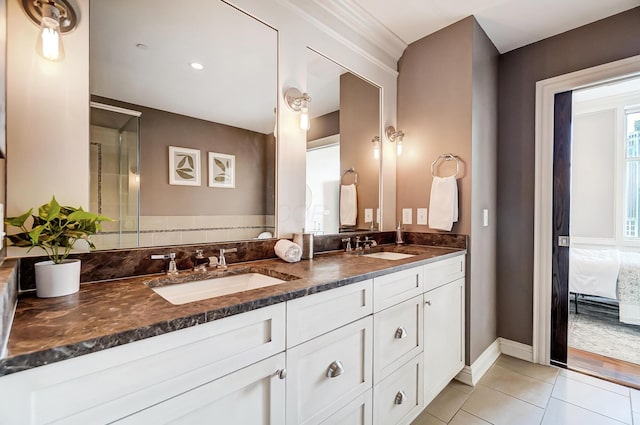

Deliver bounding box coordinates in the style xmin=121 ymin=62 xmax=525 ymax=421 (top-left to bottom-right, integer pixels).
xmin=624 ymin=110 xmax=640 ymax=239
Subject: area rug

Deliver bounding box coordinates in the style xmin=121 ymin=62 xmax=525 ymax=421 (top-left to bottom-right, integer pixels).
xmin=569 ymin=298 xmax=640 ymax=365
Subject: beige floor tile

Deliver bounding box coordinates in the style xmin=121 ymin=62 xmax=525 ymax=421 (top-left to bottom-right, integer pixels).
xmin=480 ymin=364 xmax=553 ymax=407
xmin=425 ymin=384 xmax=472 ymax=422
xmin=552 ymin=375 xmax=632 ymax=424
xmin=449 ymin=410 xmax=491 ymax=425
xmin=461 ymin=386 xmax=544 ymax=425
xmin=411 ymin=410 xmax=447 ymax=425
xmin=497 ymin=355 xmax=559 ymax=384
xmin=449 ymin=380 xmax=475 ymax=395
xmin=631 ymin=389 xmax=640 ymax=413
xmin=560 ymin=369 xmax=630 ymax=396
xmin=542 ymin=398 xmax=627 ymax=425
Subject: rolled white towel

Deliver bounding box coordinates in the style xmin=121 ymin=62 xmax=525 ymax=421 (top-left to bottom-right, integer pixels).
xmin=275 ymin=239 xmax=302 ymax=263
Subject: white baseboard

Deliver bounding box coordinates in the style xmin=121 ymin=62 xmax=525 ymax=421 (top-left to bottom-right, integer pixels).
xmin=454 ymin=339 xmax=500 ymax=386
xmin=499 ymin=338 xmax=534 ymax=362
xmin=455 ymin=338 xmax=534 ymax=386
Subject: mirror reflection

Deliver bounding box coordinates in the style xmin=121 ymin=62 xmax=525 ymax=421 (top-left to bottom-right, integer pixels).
xmin=89 ymin=0 xmax=277 ymax=249
xmin=305 ymin=49 xmax=381 ymax=235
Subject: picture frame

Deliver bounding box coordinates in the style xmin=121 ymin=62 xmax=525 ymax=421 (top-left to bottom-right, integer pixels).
xmin=208 ymin=152 xmax=236 ymax=188
xmin=169 ymin=146 xmax=201 ymax=186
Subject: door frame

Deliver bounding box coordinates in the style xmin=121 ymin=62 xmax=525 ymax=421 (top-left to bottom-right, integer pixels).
xmin=533 ymin=54 xmax=640 ymax=365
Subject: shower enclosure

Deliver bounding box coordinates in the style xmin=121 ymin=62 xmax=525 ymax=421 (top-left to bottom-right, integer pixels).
xmin=89 ymin=102 xmax=140 ymax=249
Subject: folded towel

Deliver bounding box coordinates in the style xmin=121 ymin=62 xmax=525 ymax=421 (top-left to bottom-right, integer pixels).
xmin=428 ymin=176 xmax=458 ymax=231
xmin=340 ymin=184 xmax=357 ymax=227
xmin=274 ymin=239 xmax=302 ymax=263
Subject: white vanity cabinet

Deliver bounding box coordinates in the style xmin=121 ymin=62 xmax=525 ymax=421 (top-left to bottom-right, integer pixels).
xmin=423 ymin=255 xmax=466 ymax=405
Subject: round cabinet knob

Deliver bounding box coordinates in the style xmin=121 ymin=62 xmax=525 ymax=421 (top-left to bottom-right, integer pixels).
xmin=394 ymin=326 xmax=408 ymax=339
xmin=425 ymin=300 xmax=432 ymax=306
xmin=275 ymin=368 xmax=287 ymax=379
xmin=326 ymin=360 xmax=345 ymax=378
xmin=394 ymin=390 xmax=408 ymax=405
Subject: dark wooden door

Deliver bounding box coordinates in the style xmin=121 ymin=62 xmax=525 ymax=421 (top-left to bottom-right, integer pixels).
xmin=551 ymin=90 xmax=572 ymax=367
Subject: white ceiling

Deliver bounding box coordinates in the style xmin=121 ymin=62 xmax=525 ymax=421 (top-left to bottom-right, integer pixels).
xmin=350 ymin=0 xmax=640 ymax=53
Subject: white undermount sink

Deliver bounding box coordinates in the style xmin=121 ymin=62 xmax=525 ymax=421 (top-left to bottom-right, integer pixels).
xmin=146 ymin=268 xmax=298 ymax=305
xmin=361 ymin=251 xmax=416 ymax=260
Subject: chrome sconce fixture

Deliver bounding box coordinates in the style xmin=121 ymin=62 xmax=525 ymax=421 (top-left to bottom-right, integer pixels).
xmin=284 ymin=88 xmax=312 ymax=131
xmin=21 ymin=0 xmax=78 ymax=62
xmin=371 ymin=136 xmax=380 ymax=159
xmin=386 ymin=126 xmax=405 ymax=156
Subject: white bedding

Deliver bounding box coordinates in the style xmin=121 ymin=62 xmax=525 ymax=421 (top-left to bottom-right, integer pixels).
xmin=569 ymin=248 xmax=620 ymax=300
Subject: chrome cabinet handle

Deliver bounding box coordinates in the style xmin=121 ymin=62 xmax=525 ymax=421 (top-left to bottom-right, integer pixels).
xmin=394 ymin=390 xmax=408 ymax=405
xmin=395 ymin=326 xmax=408 ymax=339
xmin=275 ymin=368 xmax=287 ymax=379
xmin=425 ymin=300 xmax=432 ymax=306
xmin=326 ymin=360 xmax=345 ymax=378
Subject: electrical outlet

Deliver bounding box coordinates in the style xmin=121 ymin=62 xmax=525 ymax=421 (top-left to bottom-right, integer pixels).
xmin=376 ymin=208 xmax=380 ymax=224
xmin=417 ymin=208 xmax=428 ymax=225
xmin=402 ymin=208 xmax=412 ymax=224
xmin=364 ymin=208 xmax=373 ymax=223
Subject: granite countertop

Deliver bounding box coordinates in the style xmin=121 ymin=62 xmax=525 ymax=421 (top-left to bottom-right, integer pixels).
xmin=0 ymin=244 xmax=465 ymax=376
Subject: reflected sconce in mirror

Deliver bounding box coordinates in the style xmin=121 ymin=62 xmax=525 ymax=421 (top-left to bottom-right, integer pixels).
xmin=372 ymin=136 xmax=380 ymax=159
xmin=21 ymin=0 xmax=78 ymax=62
xmin=284 ymin=88 xmax=312 ymax=131
xmin=386 ymin=126 xmax=405 ymax=156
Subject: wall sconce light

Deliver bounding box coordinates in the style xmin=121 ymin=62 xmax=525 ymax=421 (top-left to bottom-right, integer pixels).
xmin=372 ymin=136 xmax=380 ymax=159
xmin=284 ymin=88 xmax=312 ymax=131
xmin=386 ymin=126 xmax=405 ymax=156
xmin=20 ymin=0 xmax=78 ymax=62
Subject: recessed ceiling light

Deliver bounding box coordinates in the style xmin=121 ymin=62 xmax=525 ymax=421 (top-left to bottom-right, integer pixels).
xmin=190 ymin=62 xmax=204 ymax=70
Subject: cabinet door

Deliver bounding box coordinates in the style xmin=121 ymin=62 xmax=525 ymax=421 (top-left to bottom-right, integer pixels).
xmin=287 ymin=316 xmax=373 ymax=425
xmin=423 ymin=278 xmax=465 ymax=405
xmin=115 ymin=353 xmax=286 ymax=424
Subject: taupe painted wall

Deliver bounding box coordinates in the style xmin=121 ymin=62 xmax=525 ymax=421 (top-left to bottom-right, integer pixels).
xmin=397 ymin=17 xmax=498 ymax=364
xmin=340 ymin=72 xmax=380 ymax=229
xmin=92 ymin=97 xmax=275 ymax=217
xmin=308 ymin=110 xmax=339 ymax=141
xmin=497 ymin=7 xmax=640 ymax=345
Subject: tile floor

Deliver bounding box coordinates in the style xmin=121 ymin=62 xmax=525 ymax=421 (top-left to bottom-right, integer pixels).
xmin=412 ymin=355 xmax=640 ymax=425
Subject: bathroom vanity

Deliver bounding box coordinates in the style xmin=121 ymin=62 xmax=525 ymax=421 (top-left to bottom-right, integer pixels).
xmin=0 ymin=245 xmax=465 ymax=425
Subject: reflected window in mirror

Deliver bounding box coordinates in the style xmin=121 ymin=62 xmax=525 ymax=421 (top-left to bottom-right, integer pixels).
xmin=305 ymin=49 xmax=381 ymax=235
xmin=89 ymin=0 xmax=277 ymax=250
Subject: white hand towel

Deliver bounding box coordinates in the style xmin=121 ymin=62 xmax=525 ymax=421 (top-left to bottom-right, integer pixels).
xmin=428 ymin=176 xmax=458 ymax=231
xmin=340 ymin=184 xmax=357 ymax=227
xmin=274 ymin=239 xmax=302 ymax=263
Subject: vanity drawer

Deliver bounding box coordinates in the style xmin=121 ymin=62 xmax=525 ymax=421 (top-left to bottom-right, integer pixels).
xmin=286 ymin=316 xmax=373 ymax=425
xmin=373 ymin=295 xmax=423 ymax=383
xmin=0 ymin=304 xmax=286 ymax=425
xmin=287 ymin=279 xmax=373 ymax=348
xmin=373 ymin=266 xmax=423 ymax=312
xmin=424 ymin=254 xmax=465 ymax=292
xmin=373 ymin=354 xmax=424 ymax=425
xmin=318 ymin=389 xmax=372 ymax=425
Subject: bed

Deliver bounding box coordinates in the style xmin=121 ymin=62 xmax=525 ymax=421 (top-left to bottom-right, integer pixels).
xmin=569 ymin=248 xmax=640 ymax=325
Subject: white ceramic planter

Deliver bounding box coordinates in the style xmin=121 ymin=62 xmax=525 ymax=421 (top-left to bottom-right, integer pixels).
xmin=34 ymin=259 xmax=81 ymax=298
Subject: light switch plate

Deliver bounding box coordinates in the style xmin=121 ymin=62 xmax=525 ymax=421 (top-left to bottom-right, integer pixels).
xmin=376 ymin=208 xmax=380 ymax=224
xmin=417 ymin=208 xmax=428 ymax=225
xmin=402 ymin=208 xmax=412 ymax=224
xmin=483 ymin=209 xmax=489 ymax=227
xmin=364 ymin=208 xmax=373 ymax=223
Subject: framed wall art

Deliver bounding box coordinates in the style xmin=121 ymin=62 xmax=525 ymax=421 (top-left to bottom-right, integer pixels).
xmin=208 ymin=152 xmax=236 ymax=188
xmin=169 ymin=146 xmax=201 ymax=186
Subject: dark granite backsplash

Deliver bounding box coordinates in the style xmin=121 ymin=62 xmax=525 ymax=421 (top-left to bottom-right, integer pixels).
xmin=17 ymin=232 xmax=467 ymax=291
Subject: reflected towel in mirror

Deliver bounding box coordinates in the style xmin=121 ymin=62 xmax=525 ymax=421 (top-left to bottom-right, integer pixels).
xmin=340 ymin=184 xmax=357 ymax=227
xmin=428 ymin=176 xmax=458 ymax=231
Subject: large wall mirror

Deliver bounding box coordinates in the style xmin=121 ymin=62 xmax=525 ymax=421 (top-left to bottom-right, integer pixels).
xmin=89 ymin=0 xmax=277 ymax=249
xmin=305 ymin=49 xmax=381 ymax=235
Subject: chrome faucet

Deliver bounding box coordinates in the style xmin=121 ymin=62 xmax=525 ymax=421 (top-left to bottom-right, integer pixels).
xmin=217 ymin=248 xmax=238 ymax=269
xmin=354 ymin=236 xmax=363 ymax=251
xmin=151 ymin=253 xmax=178 ymax=275
xmin=363 ymin=236 xmax=377 ymax=250
xmin=342 ymin=237 xmax=353 ymax=252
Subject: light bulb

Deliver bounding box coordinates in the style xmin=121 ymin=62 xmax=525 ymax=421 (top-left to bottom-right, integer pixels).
xmin=396 ymin=140 xmax=403 ymax=156
xmin=300 ymin=105 xmax=310 ymax=131
xmin=36 ymin=4 xmax=64 ymax=61
xmin=372 ymin=137 xmax=380 ymax=159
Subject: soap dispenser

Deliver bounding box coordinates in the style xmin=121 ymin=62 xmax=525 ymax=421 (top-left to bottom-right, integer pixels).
xmin=395 ymin=222 xmax=404 ymax=245
xmin=192 ymin=249 xmax=209 ymax=272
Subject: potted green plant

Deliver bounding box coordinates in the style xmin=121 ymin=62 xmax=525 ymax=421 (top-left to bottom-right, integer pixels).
xmin=5 ymin=196 xmax=112 ymax=298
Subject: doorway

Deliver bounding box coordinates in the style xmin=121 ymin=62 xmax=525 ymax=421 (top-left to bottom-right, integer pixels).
xmin=550 ymin=77 xmax=640 ymax=388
